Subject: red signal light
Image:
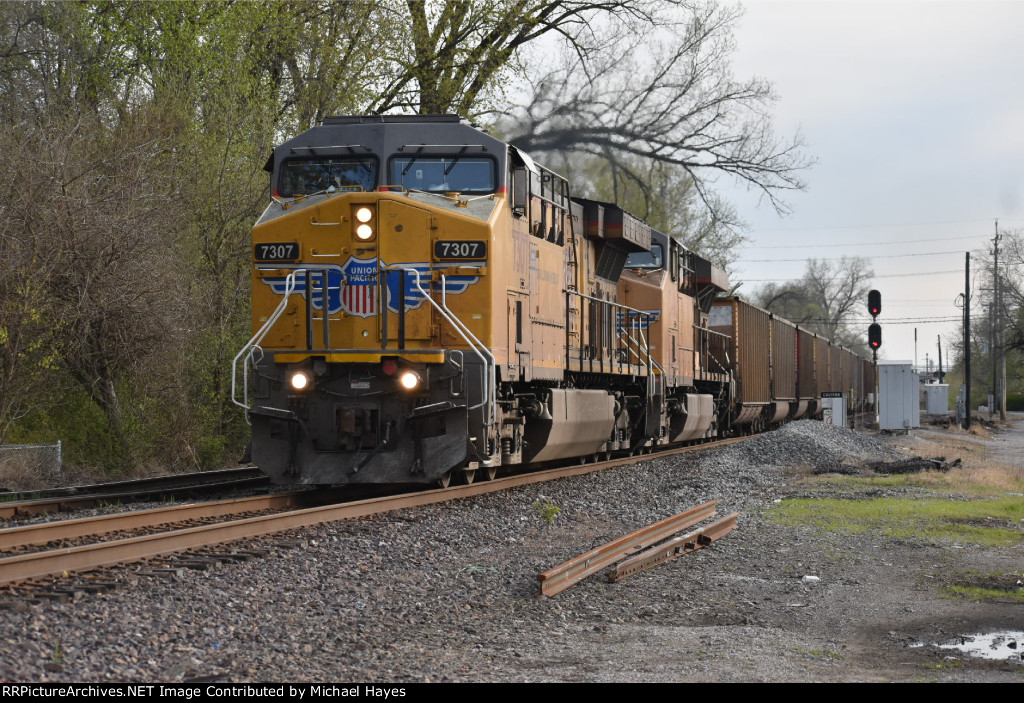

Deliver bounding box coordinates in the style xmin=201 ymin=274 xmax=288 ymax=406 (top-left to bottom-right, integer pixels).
xmin=868 ymin=323 xmax=882 ymax=350
xmin=868 ymin=290 xmax=881 ymax=318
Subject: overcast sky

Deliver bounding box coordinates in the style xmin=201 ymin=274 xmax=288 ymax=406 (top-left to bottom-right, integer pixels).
xmin=724 ymin=0 xmax=1024 ymax=370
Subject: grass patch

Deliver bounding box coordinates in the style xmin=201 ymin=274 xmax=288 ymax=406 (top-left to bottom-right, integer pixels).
xmin=810 ymin=471 xmax=1024 ymax=497
xmin=945 ymin=585 xmax=1024 ymax=603
xmin=768 ymin=494 xmax=1024 ymax=546
xmin=942 ymin=569 xmax=1024 ymax=602
xmin=923 ymin=659 xmax=962 ymax=670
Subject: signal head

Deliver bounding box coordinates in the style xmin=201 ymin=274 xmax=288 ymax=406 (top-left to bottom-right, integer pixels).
xmin=868 ymin=289 xmax=881 ymax=318
xmin=868 ymin=323 xmax=882 ymax=350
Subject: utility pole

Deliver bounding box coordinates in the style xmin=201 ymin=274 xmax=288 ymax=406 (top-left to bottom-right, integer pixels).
xmin=965 ymin=251 xmax=971 ymax=429
xmin=937 ymin=335 xmax=943 ymax=382
xmin=992 ymin=226 xmax=1000 ymax=419
xmin=994 ymin=220 xmax=1006 ymax=421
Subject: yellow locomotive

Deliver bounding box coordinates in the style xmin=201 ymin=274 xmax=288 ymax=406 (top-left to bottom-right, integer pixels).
xmin=232 ymin=115 xmax=735 ymax=485
xmin=232 ymin=114 xmax=871 ymax=485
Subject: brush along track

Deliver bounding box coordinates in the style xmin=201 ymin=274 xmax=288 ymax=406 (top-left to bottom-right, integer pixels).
xmin=0 ymin=435 xmax=750 ymax=588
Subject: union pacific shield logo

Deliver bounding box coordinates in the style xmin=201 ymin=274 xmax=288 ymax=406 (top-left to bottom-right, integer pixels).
xmin=339 ymin=256 xmax=378 ymax=317
xmin=259 ymin=256 xmax=481 ymax=318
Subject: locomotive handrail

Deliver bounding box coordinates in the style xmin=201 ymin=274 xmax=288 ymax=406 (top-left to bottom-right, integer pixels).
xmin=438 ymin=273 xmax=496 ymax=419
xmin=618 ymin=317 xmax=658 ymax=377
xmin=385 ymin=266 xmax=497 ymax=445
xmin=232 ymin=265 xmax=339 ymax=412
xmin=699 ymin=325 xmax=732 ymax=375
xmin=564 ymin=289 xmax=656 ymax=377
xmin=566 ymin=290 xmax=653 ymax=319
xmin=231 ymin=268 xmax=304 ymax=413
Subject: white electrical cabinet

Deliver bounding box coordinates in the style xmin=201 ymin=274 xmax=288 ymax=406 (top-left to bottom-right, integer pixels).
xmin=878 ymin=361 xmax=920 ymax=431
xmin=925 ymin=384 xmax=949 ymax=415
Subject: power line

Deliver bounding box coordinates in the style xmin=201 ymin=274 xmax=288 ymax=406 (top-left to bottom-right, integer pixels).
xmin=744 ymin=233 xmax=988 ymax=249
xmin=844 ymin=316 xmax=963 ymax=324
xmin=741 ymin=269 xmax=964 ymax=282
xmin=752 ymin=217 xmax=1019 ymax=233
xmin=738 ymin=250 xmax=967 ymax=263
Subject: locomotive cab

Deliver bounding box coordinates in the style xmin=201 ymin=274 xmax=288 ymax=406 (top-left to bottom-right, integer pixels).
xmin=237 ymin=115 xmax=509 ymax=485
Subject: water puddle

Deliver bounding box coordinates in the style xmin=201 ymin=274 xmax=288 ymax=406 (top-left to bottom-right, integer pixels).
xmin=932 ymin=631 xmax=1024 ymax=662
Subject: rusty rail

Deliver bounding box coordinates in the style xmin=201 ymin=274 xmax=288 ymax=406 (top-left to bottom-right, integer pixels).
xmin=537 ymin=501 xmax=718 ymax=597
xmin=0 ymin=435 xmax=754 ymax=587
xmin=610 ymin=512 xmax=738 ymax=583
xmin=0 ymin=493 xmax=308 ymax=551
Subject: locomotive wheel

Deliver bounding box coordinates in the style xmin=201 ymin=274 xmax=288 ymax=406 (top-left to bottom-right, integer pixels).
xmin=437 ymin=471 xmax=453 ymax=489
xmin=460 ymin=469 xmax=476 ymax=485
xmin=482 ymin=465 xmax=498 ymax=481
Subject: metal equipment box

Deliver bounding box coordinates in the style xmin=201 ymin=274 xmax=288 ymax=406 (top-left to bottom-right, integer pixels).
xmin=821 ymin=392 xmax=847 ymax=428
xmin=878 ymin=361 xmax=920 ymax=431
xmin=925 ymin=384 xmax=950 ymax=414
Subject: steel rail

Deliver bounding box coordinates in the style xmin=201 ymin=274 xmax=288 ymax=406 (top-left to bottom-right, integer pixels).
xmin=0 ymin=467 xmax=264 ymax=502
xmin=536 ymin=501 xmax=719 ymax=597
xmin=0 ymin=476 xmax=270 ymax=520
xmin=0 ymin=434 xmax=753 ymax=587
xmin=610 ymin=512 xmax=739 ymax=582
xmin=0 ymin=493 xmax=309 ymax=551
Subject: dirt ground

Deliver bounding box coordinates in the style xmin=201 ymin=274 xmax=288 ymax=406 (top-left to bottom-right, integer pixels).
xmin=1 ymin=417 xmax=1021 ymax=683
xmin=505 ymin=418 xmax=1024 ymax=682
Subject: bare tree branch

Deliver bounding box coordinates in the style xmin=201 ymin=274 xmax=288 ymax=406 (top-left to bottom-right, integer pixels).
xmin=506 ymin=2 xmax=811 ymax=219
xmin=754 ymin=257 xmax=874 ymax=352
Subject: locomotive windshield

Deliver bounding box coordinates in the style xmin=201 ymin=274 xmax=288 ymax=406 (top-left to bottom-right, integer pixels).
xmin=389 ymin=156 xmax=495 ymax=193
xmin=625 ymin=243 xmax=664 ymax=269
xmin=278 ymin=157 xmax=378 ymax=196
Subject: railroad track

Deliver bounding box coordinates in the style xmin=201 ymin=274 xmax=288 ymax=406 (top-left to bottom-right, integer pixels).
xmin=0 ymin=435 xmax=749 ymax=593
xmin=0 ymin=467 xmax=270 ymax=520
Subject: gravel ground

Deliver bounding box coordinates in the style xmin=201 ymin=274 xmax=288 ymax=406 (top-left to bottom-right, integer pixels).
xmin=1 ymin=420 xmax=1022 ymax=683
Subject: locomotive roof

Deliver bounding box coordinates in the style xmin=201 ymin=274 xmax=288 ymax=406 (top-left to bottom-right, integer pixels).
xmin=266 ymin=114 xmax=508 ymax=175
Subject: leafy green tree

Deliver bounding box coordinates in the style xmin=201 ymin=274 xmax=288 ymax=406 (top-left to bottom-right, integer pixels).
xmin=369 ymin=1 xmax=660 ymax=116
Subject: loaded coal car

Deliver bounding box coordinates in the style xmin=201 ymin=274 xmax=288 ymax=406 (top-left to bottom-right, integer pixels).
xmin=709 ymin=298 xmax=878 ymax=431
xmin=796 ymin=327 xmax=819 ymax=419
xmin=232 ymin=115 xmax=731 ymax=486
xmin=708 ymin=297 xmax=773 ymax=433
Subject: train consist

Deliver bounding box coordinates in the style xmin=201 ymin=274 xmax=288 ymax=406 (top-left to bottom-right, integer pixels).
xmin=232 ymin=115 xmax=874 ymax=486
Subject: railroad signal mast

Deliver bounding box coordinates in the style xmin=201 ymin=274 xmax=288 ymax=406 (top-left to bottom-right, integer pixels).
xmin=867 ymin=289 xmax=881 ymax=364
xmin=867 ymin=290 xmax=881 ymax=424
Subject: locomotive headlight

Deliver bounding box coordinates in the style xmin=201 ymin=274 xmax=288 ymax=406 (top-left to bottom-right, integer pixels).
xmin=355 ymin=223 xmax=374 ymax=240
xmin=355 ymin=206 xmax=374 ymax=223
xmin=399 ymin=371 xmax=420 ymax=390
xmin=289 ymin=371 xmax=311 ymax=391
